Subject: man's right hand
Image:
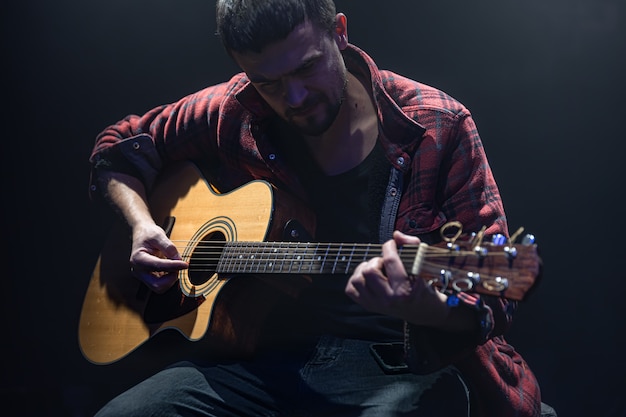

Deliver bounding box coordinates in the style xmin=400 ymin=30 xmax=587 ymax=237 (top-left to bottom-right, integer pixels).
xmin=99 ymin=170 xmax=189 ymax=294
xmin=129 ymin=221 xmax=189 ymax=294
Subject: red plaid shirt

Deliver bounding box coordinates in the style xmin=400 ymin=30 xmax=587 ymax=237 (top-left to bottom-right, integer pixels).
xmin=90 ymin=44 xmax=541 ymax=417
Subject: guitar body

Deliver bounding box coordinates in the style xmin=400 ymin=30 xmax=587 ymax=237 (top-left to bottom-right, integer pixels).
xmin=78 ymin=162 xmax=311 ymax=365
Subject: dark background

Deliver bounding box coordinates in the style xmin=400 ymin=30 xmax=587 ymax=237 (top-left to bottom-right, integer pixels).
xmin=2 ymin=1 xmax=625 ymax=416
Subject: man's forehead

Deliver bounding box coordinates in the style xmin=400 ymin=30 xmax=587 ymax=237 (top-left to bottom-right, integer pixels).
xmin=232 ymin=21 xmax=329 ymax=81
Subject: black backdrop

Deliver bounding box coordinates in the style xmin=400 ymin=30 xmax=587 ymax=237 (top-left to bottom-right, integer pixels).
xmin=2 ymin=1 xmax=625 ymax=416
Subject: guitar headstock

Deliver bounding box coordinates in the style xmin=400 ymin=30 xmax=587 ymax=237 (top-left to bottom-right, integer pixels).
xmin=413 ymin=223 xmax=542 ymax=301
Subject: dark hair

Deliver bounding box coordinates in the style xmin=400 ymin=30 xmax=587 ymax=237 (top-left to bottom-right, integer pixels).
xmin=216 ymin=0 xmax=337 ymax=53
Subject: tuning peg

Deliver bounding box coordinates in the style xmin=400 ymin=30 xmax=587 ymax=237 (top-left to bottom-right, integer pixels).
xmin=467 ymin=272 xmax=481 ymax=285
xmin=504 ymin=245 xmax=518 ymax=260
xmin=521 ymin=234 xmax=536 ymax=245
xmin=446 ymin=242 xmax=460 ymax=252
xmin=491 ymin=234 xmax=506 ymax=245
xmin=474 ymin=246 xmax=488 ymax=257
xmin=483 ymin=276 xmax=510 ymax=292
xmin=440 ymin=269 xmax=452 ymax=287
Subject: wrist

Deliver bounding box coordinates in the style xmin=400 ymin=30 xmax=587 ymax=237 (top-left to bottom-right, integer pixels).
xmin=429 ymin=292 xmax=477 ymax=334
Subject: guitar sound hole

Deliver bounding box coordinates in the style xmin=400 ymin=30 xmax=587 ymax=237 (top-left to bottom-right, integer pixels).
xmin=188 ymin=231 xmax=225 ymax=286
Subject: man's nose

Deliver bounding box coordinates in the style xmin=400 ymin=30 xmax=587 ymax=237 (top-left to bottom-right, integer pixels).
xmin=284 ymin=78 xmax=307 ymax=108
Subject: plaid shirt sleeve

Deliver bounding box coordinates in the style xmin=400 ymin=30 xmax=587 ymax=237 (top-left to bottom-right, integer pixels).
xmin=88 ymin=75 xmax=251 ymax=198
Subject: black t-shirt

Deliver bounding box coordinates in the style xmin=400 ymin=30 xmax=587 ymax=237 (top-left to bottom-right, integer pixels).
xmin=260 ymin=124 xmax=405 ymax=346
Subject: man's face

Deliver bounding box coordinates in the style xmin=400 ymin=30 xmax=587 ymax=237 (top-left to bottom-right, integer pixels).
xmin=232 ymin=16 xmax=348 ymax=136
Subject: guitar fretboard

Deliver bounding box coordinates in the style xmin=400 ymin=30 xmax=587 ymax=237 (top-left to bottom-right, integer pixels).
xmin=216 ymin=242 xmax=409 ymax=275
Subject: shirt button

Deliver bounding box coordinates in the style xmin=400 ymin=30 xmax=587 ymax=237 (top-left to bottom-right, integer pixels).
xmin=268 ymin=153 xmax=276 ymax=160
xmin=397 ymin=156 xmax=405 ymax=166
xmin=133 ymin=142 xmax=140 ymax=150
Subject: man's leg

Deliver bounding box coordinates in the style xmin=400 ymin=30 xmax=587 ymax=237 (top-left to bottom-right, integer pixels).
xmin=95 ymin=337 xmax=469 ymax=417
xmin=93 ymin=356 xmax=302 ymax=417
xmin=292 ymin=336 xmax=470 ymax=416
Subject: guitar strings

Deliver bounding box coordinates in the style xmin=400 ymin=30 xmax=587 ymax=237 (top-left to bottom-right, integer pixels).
xmin=167 ymin=239 xmax=511 ymax=281
xmin=170 ymin=241 xmax=482 ymax=259
xmin=162 ymin=239 xmax=527 ymax=298
xmin=168 ymin=240 xmax=507 ymax=261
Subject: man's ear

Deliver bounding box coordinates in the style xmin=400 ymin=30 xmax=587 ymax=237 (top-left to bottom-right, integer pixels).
xmin=334 ymin=13 xmax=348 ymax=48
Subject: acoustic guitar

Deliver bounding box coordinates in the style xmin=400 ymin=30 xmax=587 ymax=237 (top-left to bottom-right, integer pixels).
xmin=78 ymin=162 xmax=541 ymax=365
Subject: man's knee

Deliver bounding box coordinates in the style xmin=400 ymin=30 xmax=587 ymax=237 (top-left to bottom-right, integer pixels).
xmin=95 ymin=364 xmax=211 ymax=417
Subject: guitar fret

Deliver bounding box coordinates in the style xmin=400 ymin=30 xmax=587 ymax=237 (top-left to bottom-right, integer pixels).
xmin=345 ymin=244 xmax=356 ymax=274
xmin=277 ymin=242 xmax=287 ymax=273
xmin=256 ymin=242 xmax=267 ymax=272
xmin=292 ymin=242 xmax=304 ymax=273
xmin=225 ymin=243 xmax=232 ymax=272
xmin=334 ymin=243 xmax=357 ymax=274
xmin=309 ymin=243 xmax=320 ymax=274
xmin=280 ymin=243 xmax=287 ymax=273
xmin=288 ymin=242 xmax=298 ymax=272
xmin=248 ymin=242 xmax=258 ymax=272
xmin=267 ymin=243 xmax=276 ymax=272
xmin=219 ymin=242 xmax=232 ymax=273
xmin=253 ymin=242 xmax=262 ymax=273
xmin=265 ymin=243 xmax=276 ymax=273
xmin=360 ymin=244 xmax=372 ymax=266
xmin=236 ymin=241 xmax=247 ymax=272
xmin=330 ymin=243 xmax=342 ymax=274
xmin=318 ymin=244 xmax=331 ymax=274
xmin=230 ymin=241 xmax=240 ymax=273
xmin=247 ymin=242 xmax=258 ymax=273
xmin=236 ymin=242 xmax=247 ymax=273
xmin=290 ymin=242 xmax=303 ymax=273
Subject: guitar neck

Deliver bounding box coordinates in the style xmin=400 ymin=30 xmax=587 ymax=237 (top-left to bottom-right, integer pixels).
xmin=217 ymin=241 xmax=391 ymax=275
xmin=206 ymin=238 xmax=541 ymax=302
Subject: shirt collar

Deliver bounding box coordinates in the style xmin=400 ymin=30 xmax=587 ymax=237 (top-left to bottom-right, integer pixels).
xmin=234 ymin=44 xmax=425 ymax=147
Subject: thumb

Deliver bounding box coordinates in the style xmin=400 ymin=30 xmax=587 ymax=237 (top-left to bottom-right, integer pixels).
xmin=392 ymin=230 xmax=421 ymax=246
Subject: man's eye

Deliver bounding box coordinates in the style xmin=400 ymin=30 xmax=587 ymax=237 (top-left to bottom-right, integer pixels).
xmin=258 ymin=81 xmax=279 ymax=94
xmin=299 ymin=61 xmax=316 ymax=74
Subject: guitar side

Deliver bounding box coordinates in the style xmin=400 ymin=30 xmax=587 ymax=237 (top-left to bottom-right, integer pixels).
xmin=78 ymin=162 xmax=274 ymax=365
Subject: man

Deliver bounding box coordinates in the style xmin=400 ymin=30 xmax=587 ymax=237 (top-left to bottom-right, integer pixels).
xmin=88 ymin=0 xmax=543 ymax=415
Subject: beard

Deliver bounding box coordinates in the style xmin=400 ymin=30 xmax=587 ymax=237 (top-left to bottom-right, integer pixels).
xmin=285 ymin=74 xmax=347 ymax=137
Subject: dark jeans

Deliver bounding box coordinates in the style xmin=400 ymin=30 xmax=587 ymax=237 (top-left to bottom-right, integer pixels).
xmin=95 ymin=335 xmax=470 ymax=417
